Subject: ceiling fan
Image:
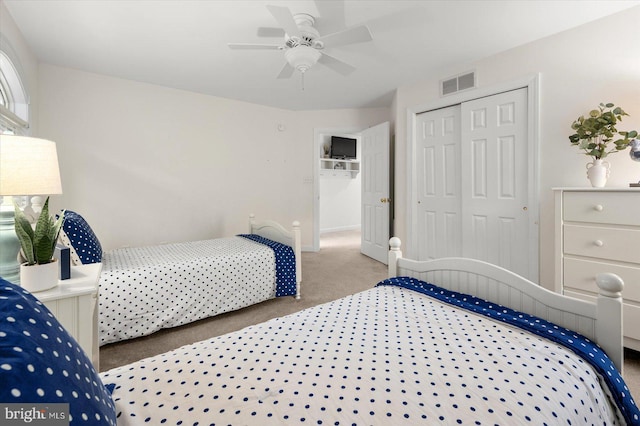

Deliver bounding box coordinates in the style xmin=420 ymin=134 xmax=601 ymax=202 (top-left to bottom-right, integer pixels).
xmin=228 ymin=5 xmax=373 ymax=79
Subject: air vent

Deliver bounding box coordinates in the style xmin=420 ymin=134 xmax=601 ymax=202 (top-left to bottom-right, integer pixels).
xmin=441 ymin=71 xmax=476 ymax=96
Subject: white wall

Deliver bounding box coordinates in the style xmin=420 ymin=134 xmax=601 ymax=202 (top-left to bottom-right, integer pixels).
xmin=393 ymin=6 xmax=640 ymax=289
xmin=37 ymin=63 xmax=389 ymax=250
xmin=319 ymin=175 xmax=361 ymax=233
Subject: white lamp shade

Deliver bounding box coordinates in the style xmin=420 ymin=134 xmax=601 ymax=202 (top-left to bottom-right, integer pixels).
xmin=0 ymin=135 xmax=63 ymax=196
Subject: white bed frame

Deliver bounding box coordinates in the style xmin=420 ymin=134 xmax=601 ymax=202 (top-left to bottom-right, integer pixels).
xmin=249 ymin=214 xmax=302 ymax=299
xmin=387 ymin=237 xmax=625 ymax=373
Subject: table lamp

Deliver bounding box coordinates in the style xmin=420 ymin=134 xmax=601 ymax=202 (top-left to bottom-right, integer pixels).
xmin=0 ymin=135 xmax=63 ymax=284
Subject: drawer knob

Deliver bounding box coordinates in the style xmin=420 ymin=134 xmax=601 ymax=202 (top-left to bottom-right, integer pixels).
xmin=594 ymin=240 xmax=604 ymax=247
xmin=594 ymin=204 xmax=604 ymax=211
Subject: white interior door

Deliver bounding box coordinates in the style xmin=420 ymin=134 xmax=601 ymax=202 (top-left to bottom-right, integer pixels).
xmin=461 ymin=88 xmax=530 ymax=278
xmin=361 ymin=122 xmax=390 ymax=264
xmin=416 ymin=105 xmax=462 ymax=260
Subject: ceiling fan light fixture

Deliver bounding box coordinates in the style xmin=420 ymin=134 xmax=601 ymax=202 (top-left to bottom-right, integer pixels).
xmin=229 ymin=5 xmax=373 ymax=81
xmin=285 ymin=46 xmax=321 ymax=73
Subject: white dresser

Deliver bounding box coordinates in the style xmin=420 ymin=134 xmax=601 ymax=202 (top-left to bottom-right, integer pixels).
xmin=554 ymin=188 xmax=640 ymax=351
xmin=35 ymin=262 xmax=102 ymax=368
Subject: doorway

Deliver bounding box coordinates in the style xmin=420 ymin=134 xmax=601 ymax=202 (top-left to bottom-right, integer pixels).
xmin=313 ymin=123 xmax=392 ymax=264
xmin=314 ymin=128 xmax=363 ymax=253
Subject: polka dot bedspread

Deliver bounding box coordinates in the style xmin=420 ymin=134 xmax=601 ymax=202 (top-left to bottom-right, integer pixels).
xmin=0 ymin=279 xmax=117 ymax=425
xmin=100 ymin=281 xmax=636 ymax=425
xmin=99 ymin=237 xmax=286 ymax=346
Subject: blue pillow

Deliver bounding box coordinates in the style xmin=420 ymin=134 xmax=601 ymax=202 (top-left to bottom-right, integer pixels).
xmin=0 ymin=278 xmax=116 ymax=425
xmin=60 ymin=211 xmax=102 ymax=265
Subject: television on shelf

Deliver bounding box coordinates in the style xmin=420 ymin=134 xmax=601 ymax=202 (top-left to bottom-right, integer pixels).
xmin=330 ymin=136 xmax=357 ymax=159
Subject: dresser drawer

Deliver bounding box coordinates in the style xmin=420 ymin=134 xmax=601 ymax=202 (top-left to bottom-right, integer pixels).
xmin=563 ymin=191 xmax=640 ymax=226
xmin=563 ymin=257 xmax=640 ymax=303
xmin=564 ymin=225 xmax=640 ymax=264
xmin=564 ymin=290 xmax=640 ymax=342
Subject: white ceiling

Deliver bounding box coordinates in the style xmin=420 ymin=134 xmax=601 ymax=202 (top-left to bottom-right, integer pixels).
xmin=4 ymin=0 xmax=639 ymax=111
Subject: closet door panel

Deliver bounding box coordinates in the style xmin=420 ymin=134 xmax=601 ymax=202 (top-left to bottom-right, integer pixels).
xmin=416 ymin=105 xmax=462 ymax=260
xmin=461 ymin=88 xmax=530 ymax=278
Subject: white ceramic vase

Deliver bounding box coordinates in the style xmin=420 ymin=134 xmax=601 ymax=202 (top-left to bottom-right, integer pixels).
xmin=586 ymin=159 xmax=610 ymax=188
xmin=20 ymin=260 xmax=58 ymax=292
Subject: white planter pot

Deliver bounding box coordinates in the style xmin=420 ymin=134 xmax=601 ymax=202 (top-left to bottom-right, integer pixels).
xmin=20 ymin=260 xmax=58 ymax=293
xmin=586 ymin=159 xmax=610 ymax=188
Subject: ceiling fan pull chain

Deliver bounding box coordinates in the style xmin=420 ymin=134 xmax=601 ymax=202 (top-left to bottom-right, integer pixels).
xmin=301 ymin=71 xmax=305 ymax=91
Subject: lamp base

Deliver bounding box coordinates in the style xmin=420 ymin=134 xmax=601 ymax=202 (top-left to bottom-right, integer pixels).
xmin=0 ymin=206 xmax=20 ymax=284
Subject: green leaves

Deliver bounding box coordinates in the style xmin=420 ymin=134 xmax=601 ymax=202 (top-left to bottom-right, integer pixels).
xmin=14 ymin=204 xmax=36 ymax=265
xmin=13 ymin=197 xmax=65 ymax=266
xmin=568 ymin=102 xmax=638 ymax=160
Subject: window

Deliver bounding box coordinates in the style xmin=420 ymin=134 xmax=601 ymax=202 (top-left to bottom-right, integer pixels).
xmin=0 ymin=40 xmax=30 ymax=210
xmin=0 ymin=42 xmax=29 ymax=134
xmin=0 ymin=84 xmax=7 ymax=107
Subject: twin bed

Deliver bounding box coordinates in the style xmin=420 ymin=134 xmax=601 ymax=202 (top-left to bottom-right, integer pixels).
xmin=1 ymin=238 xmax=638 ymax=425
xmin=59 ymin=211 xmax=302 ymax=345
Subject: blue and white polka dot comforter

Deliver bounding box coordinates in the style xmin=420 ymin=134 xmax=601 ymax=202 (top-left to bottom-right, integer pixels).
xmin=101 ymin=279 xmax=637 ymax=425
xmin=99 ymin=236 xmax=295 ymax=346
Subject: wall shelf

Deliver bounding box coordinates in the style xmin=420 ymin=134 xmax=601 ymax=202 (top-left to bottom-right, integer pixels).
xmin=320 ymin=158 xmax=360 ymax=178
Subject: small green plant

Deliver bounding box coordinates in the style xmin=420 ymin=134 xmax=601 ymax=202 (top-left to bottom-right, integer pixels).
xmin=14 ymin=197 xmax=65 ymax=265
xmin=569 ymin=102 xmax=638 ymax=159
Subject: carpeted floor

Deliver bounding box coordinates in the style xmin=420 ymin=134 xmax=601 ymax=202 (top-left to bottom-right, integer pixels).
xmin=99 ymin=230 xmax=640 ymax=403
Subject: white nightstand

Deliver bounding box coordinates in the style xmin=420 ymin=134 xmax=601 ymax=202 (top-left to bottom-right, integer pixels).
xmin=35 ymin=262 xmax=102 ymax=369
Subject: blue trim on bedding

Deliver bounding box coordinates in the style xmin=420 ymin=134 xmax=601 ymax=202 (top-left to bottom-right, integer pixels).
xmin=237 ymin=234 xmax=297 ymax=297
xmin=105 ymin=383 xmax=116 ymax=395
xmin=377 ymin=276 xmax=640 ymax=425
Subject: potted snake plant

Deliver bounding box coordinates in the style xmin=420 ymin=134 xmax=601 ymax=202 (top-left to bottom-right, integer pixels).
xmin=14 ymin=197 xmax=65 ymax=292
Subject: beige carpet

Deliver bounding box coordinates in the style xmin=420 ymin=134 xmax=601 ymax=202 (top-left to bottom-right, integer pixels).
xmin=99 ymin=230 xmax=640 ymax=403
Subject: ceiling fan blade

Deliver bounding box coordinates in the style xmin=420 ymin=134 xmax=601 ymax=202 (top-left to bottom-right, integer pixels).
xmin=313 ymin=0 xmax=346 ymax=33
xmin=266 ymin=5 xmax=301 ymax=39
xmin=257 ymin=27 xmax=286 ymax=38
xmin=228 ymin=43 xmax=281 ymax=50
xmin=318 ymin=52 xmax=356 ymax=76
xmin=316 ymin=25 xmax=373 ymax=49
xmin=276 ymin=63 xmax=295 ymax=79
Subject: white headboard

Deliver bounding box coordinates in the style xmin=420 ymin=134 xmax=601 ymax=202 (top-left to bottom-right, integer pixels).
xmin=387 ymin=237 xmax=625 ymax=372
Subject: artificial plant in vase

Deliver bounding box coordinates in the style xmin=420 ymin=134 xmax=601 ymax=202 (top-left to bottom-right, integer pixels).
xmin=568 ymin=103 xmax=638 ymax=187
xmin=14 ymin=197 xmax=65 ymax=292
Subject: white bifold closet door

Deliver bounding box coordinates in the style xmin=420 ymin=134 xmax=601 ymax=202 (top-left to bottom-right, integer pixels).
xmin=416 ymin=88 xmax=531 ymax=279
xmin=416 ymin=105 xmax=462 ymax=261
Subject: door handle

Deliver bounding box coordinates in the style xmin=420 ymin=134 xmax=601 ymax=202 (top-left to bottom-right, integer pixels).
xmin=380 ymin=198 xmax=391 ymax=203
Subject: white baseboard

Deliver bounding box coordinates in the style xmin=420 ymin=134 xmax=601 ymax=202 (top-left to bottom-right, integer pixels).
xmin=320 ymin=225 xmax=361 ymax=234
